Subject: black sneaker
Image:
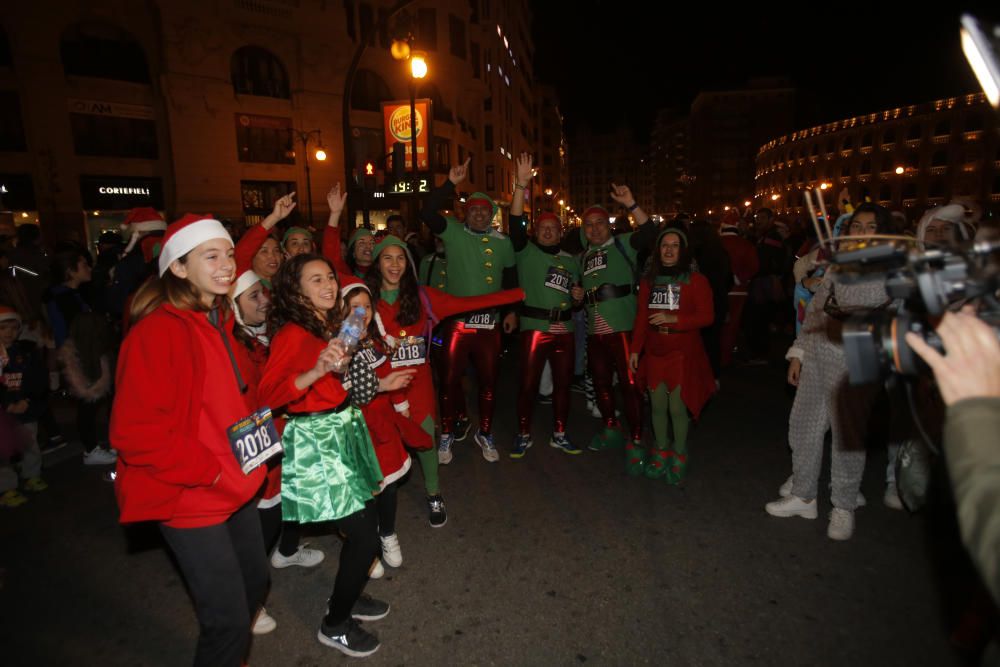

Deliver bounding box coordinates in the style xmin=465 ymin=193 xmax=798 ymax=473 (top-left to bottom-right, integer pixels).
xmin=427 ymin=494 xmax=448 ymax=528
xmin=351 ymin=594 xmax=390 ymax=621
xmin=453 ymin=417 xmax=472 ymax=441
xmin=42 ymin=435 xmax=68 ymax=453
xmin=317 ymin=617 xmax=380 ymax=657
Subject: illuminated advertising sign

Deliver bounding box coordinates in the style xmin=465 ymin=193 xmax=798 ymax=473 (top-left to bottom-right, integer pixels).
xmin=382 ymin=99 xmax=432 ymax=170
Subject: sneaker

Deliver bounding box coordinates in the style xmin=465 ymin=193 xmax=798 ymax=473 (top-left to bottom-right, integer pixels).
xmin=83 ymin=447 xmax=117 ymax=466
xmin=550 ymin=432 xmax=581 ymax=455
xmin=510 ymin=434 xmax=532 ymax=459
xmin=369 ymin=558 xmax=384 ymax=579
xmin=23 ymin=477 xmax=48 ymax=493
xmin=252 ymin=607 xmax=277 ymax=635
xmin=827 ymin=508 xmax=855 ymax=541
xmin=586 ymin=400 xmax=602 ymax=419
xmin=317 ymin=617 xmax=380 ymax=657
xmin=765 ymin=495 xmax=818 ymax=519
xmin=380 ymin=533 xmax=402 ymax=568
xmin=0 ymin=489 xmax=28 ymax=508
xmin=351 ymin=593 xmax=390 ymax=621
xmin=437 ymin=433 xmax=454 ymax=465
xmin=270 ymin=544 xmax=325 ymax=569
xmin=538 ymin=393 xmax=553 ymax=405
xmin=453 ymin=417 xmax=473 ymax=442
xmin=42 ymin=435 xmax=68 ymax=453
xmin=474 ymin=430 xmax=499 ymax=463
xmin=778 ymin=475 xmax=793 ymax=497
xmin=884 ymin=482 xmax=904 ymax=510
xmin=427 ymin=494 xmax=447 ymax=528
xmin=570 ymin=377 xmax=586 ymax=394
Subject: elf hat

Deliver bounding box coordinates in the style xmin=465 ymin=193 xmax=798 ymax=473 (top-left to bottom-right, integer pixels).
xmin=158 ymin=214 xmax=233 ymax=277
xmin=121 ymin=207 xmax=166 ymax=255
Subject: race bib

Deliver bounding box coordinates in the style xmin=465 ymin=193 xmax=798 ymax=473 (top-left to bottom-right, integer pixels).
xmin=543 ymin=266 xmax=572 ymax=294
xmin=584 ymin=250 xmax=608 ymax=276
xmin=465 ymin=312 xmax=497 ymax=330
xmin=356 ymin=345 xmax=386 ymax=370
xmin=227 ymin=408 xmax=282 ymax=475
xmin=391 ymin=336 xmax=427 ymax=368
xmin=649 ymin=284 xmax=681 ymax=311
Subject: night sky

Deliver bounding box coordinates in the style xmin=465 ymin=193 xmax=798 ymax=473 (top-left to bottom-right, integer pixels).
xmin=532 ymin=2 xmax=1000 ymax=141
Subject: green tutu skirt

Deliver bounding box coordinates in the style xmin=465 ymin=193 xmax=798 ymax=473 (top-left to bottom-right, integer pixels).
xmin=281 ymin=407 xmax=383 ymax=523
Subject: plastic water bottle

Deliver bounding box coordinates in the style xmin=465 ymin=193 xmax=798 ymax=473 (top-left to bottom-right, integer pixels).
xmin=332 ymin=306 xmax=366 ymax=372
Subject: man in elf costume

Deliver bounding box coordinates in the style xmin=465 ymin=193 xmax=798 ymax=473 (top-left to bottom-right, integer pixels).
xmin=579 ymin=184 xmax=657 ymax=453
xmin=419 ymin=158 xmax=518 ymax=464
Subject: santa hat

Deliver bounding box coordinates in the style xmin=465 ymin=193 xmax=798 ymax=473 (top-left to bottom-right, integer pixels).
xmin=535 ymin=212 xmax=561 ymax=227
xmin=158 ymin=214 xmax=233 ymax=277
xmin=338 ymin=279 xmax=391 ymax=342
xmin=582 ymin=205 xmax=610 ymax=222
xmin=121 ymin=208 xmax=166 ymax=255
xmin=0 ymin=305 xmax=21 ymax=325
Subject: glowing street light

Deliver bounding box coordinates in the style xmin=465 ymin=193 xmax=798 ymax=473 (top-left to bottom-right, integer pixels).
xmin=410 ymin=52 xmax=428 ymax=79
xmin=895 ymin=166 xmax=905 ymax=175
xmin=315 ymin=147 xmax=327 ymax=161
xmin=744 ymin=200 xmax=752 ymax=207
xmin=771 ymin=193 xmax=780 ymax=201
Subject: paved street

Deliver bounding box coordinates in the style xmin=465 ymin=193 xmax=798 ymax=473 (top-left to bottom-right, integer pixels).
xmin=1 ymin=358 xmax=972 ymax=666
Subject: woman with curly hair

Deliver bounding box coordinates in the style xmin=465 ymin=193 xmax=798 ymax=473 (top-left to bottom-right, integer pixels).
xmin=258 ymin=253 xmax=412 ymax=657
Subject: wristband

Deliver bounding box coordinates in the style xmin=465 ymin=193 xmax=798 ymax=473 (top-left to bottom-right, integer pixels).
xmin=515 ymin=183 xmax=527 ymax=191
xmin=627 ymin=202 xmax=639 ymax=212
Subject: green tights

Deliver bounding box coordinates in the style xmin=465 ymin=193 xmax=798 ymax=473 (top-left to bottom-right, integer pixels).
xmin=649 ymin=384 xmax=689 ymax=455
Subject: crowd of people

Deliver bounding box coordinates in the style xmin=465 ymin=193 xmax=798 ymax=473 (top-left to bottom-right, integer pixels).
xmin=0 ymin=151 xmax=993 ymax=663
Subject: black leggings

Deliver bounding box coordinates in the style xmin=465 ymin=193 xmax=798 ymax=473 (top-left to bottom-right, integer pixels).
xmin=325 ymin=501 xmax=379 ymax=626
xmin=376 ymin=481 xmax=398 ymax=537
xmin=160 ymin=502 xmax=269 ymax=667
xmin=258 ymin=505 xmax=304 ymax=558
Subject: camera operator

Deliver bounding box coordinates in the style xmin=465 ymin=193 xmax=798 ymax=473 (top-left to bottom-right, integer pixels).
xmin=906 ymin=307 xmax=1000 ymax=605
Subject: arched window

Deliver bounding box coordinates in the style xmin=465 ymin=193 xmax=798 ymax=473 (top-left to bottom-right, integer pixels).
xmin=416 ymin=82 xmax=453 ymax=123
xmin=60 ymin=22 xmax=149 ymax=83
xmin=231 ymin=46 xmax=290 ymax=99
xmin=351 ymin=69 xmax=392 ymax=111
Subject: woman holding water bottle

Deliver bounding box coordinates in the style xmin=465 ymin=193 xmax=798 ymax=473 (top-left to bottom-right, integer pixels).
xmin=628 ymin=228 xmax=715 ymax=484
xmin=259 ymin=253 xmax=413 ymax=658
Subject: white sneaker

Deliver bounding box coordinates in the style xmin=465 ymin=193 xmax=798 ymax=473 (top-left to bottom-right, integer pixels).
xmin=473 ymin=431 xmax=499 ymax=463
xmin=252 ymin=607 xmax=277 ymax=635
xmin=827 ymin=508 xmax=855 ymax=541
xmin=369 ymin=557 xmax=384 ymax=579
xmin=586 ymin=400 xmax=602 ymax=419
xmin=765 ymin=495 xmax=818 ymax=519
xmin=270 ymin=544 xmax=325 ymax=569
xmin=438 ymin=433 xmax=454 ymax=465
xmin=778 ymin=475 xmax=793 ymax=497
xmin=884 ymin=482 xmax=904 ymax=510
xmin=83 ymin=448 xmax=117 ymax=466
xmin=380 ymin=533 xmax=402 ymax=568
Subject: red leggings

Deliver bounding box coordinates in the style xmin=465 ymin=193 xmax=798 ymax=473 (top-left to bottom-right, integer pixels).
xmin=719 ymin=293 xmax=747 ymax=368
xmin=587 ymin=332 xmax=642 ymax=441
xmin=439 ymin=320 xmax=501 ymax=435
xmin=516 ymin=329 xmax=575 ymax=435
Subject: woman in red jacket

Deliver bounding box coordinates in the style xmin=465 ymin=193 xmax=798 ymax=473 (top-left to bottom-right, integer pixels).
xmin=363 ymin=235 xmax=524 ymax=527
xmin=259 ymin=253 xmax=412 ymax=658
xmin=628 ymin=229 xmax=715 ymax=484
xmin=111 ymin=214 xmax=271 ymax=667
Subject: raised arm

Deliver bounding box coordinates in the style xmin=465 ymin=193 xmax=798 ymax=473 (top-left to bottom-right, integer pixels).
xmin=420 ymin=157 xmax=470 ymax=235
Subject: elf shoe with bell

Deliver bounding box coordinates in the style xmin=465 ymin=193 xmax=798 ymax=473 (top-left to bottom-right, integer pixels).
xmin=624 ymin=440 xmax=647 ymax=476
xmin=587 ymin=426 xmax=625 ymax=452
xmin=644 ymin=448 xmax=670 ymax=481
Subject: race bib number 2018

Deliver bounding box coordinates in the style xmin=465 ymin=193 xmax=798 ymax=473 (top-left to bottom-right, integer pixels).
xmin=391 ymin=336 xmax=427 ymax=368
xmin=649 ymin=284 xmax=681 ymax=310
xmin=227 ymin=408 xmax=282 ymax=475
xmin=543 ymin=266 xmax=572 ymax=294
xmin=465 ymin=312 xmax=497 ymax=330
xmin=584 ymin=250 xmax=608 ymax=276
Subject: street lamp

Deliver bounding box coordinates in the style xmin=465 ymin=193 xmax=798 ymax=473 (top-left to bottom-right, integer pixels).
xmin=895 ymin=166 xmax=905 ymax=175
xmin=289 ymin=128 xmax=325 ymax=226
xmin=409 ymin=51 xmax=427 ymax=196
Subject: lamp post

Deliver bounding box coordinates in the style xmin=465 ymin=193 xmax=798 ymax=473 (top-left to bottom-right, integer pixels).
xmin=409 ymin=51 xmax=427 ymax=197
xmin=290 ymin=128 xmax=326 ymax=226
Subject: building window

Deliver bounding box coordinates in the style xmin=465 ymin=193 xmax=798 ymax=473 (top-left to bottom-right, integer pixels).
xmin=241 ymin=180 xmax=296 ymax=218
xmin=934 ymin=121 xmax=950 ymax=137
xmin=902 ymin=183 xmax=917 ymax=200
xmin=60 ymin=23 xmax=149 ymax=83
xmin=359 ymin=3 xmax=375 ymax=46
xmin=964 ymin=112 xmax=984 ymax=132
xmin=931 ymin=150 xmax=948 ymax=167
xmin=484 ymin=125 xmax=493 ymax=151
xmin=470 ymin=42 xmax=481 ymax=78
xmin=486 ymin=165 xmax=495 ymax=190
xmin=860 ymin=158 xmax=871 ymax=175
xmin=449 ymin=15 xmax=467 ymax=59
xmin=929 ymin=179 xmax=945 ymax=198
xmin=71 ymin=113 xmax=157 ymax=159
xmin=351 ymin=69 xmax=392 ymax=111
xmin=0 ymin=91 xmax=27 ymax=151
xmin=469 ymin=0 xmax=479 ymax=23
xmin=878 ymin=185 xmax=891 ymax=201
xmin=416 ymin=9 xmax=437 ymax=51
xmin=467 ymin=151 xmax=474 ymax=183
xmin=907 ymin=124 xmax=922 ymax=140
xmin=483 ymin=96 xmax=492 ymax=111
xmin=861 ymin=131 xmax=872 ymax=148
xmin=841 ymin=136 xmax=853 ymax=150
xmin=881 ymin=129 xmax=895 ymax=144
xmin=231 ymin=46 xmax=290 ymax=99
xmin=841 ymin=163 xmax=851 ymax=177
xmin=434 ymin=137 xmax=450 ymax=172
xmin=235 ymin=114 xmax=294 ymax=164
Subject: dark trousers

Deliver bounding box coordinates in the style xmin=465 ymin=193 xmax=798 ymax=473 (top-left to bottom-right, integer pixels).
xmin=160 ymin=502 xmax=269 ymax=667
xmin=77 ymin=398 xmax=106 ymax=450
xmin=325 ymin=501 xmax=379 ymax=626
xmin=376 ymin=481 xmax=398 ymax=537
xmin=258 ymin=505 xmax=302 ymax=557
